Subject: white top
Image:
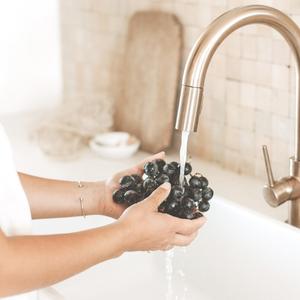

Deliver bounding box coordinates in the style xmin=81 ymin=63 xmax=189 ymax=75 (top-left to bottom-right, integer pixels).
xmin=0 ymin=123 xmax=64 ymax=300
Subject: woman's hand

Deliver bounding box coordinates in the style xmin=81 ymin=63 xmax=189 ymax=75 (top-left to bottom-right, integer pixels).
xmin=117 ymin=182 xmax=206 ymax=251
xmin=99 ymin=152 xmax=166 ymax=219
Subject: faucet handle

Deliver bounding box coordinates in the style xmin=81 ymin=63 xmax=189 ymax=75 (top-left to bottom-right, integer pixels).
xmin=262 ymin=145 xmax=275 ymax=187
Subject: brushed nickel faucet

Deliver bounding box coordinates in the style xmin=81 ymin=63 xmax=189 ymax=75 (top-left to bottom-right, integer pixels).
xmin=175 ymin=5 xmax=300 ymax=228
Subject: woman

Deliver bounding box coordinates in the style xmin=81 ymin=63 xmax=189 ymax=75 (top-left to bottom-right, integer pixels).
xmin=0 ymin=123 xmax=205 ymax=299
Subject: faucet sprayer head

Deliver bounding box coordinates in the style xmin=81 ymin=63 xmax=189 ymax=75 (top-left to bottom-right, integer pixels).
xmin=175 ymin=85 xmax=204 ymax=132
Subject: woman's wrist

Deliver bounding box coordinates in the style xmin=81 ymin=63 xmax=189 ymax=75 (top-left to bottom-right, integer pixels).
xmin=78 ymin=181 xmax=105 ymax=216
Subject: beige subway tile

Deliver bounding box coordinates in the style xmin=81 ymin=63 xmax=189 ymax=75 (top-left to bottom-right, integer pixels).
xmin=174 ymin=3 xmax=201 ymax=26
xmin=228 ymin=0 xmax=242 ymax=8
xmin=184 ymin=26 xmax=202 ymax=48
xmin=223 ymin=149 xmax=241 ymax=173
xmin=225 ymin=33 xmax=241 ymax=58
xmin=271 ymin=114 xmax=291 ymax=142
xmin=255 ymin=110 xmax=272 ymax=136
xmin=271 ymin=138 xmax=291 ymax=163
xmin=210 ymin=77 xmax=226 ymax=100
xmin=272 ymin=39 xmax=291 ymax=66
xmin=241 ymin=58 xmax=256 ymax=83
xmin=226 ymin=104 xmax=241 ymax=128
xmin=289 ymin=64 xmax=296 ymax=92
xmin=271 ymin=64 xmax=289 ymax=90
xmin=227 ymin=57 xmax=241 ymax=80
xmin=241 ymin=34 xmax=257 ymax=60
xmin=257 ymin=36 xmax=272 ymax=63
xmin=271 ymin=89 xmax=290 ymax=117
xmin=256 ymin=86 xmax=272 ymax=112
xmin=271 ymin=0 xmax=289 ymax=11
xmin=256 ymin=25 xmax=273 ymax=37
xmin=210 ymin=99 xmax=226 ymax=124
xmin=225 ymin=127 xmax=240 ymax=151
xmin=241 ymin=82 xmax=256 ymax=108
xmin=238 ymin=155 xmax=255 ymax=176
xmin=92 ymin=0 xmax=127 ymax=14
xmin=226 ymin=79 xmax=240 ymax=105
xmin=208 ymin=53 xmax=226 ymax=77
xmin=239 ymin=130 xmax=255 ymax=156
xmin=240 ymin=107 xmax=255 ymax=131
xmin=255 ymin=156 xmax=267 ymax=179
xmin=255 ymin=61 xmax=272 ymax=86
xmin=211 ymin=122 xmax=226 ymax=144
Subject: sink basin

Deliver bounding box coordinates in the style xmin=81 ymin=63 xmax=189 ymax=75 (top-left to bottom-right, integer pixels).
xmin=37 ymin=195 xmax=300 ymax=300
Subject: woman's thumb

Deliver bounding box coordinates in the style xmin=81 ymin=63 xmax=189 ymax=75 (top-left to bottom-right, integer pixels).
xmin=145 ymin=182 xmax=171 ymax=210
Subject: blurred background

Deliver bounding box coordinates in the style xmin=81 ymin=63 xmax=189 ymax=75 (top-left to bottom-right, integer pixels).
xmin=0 ymin=0 xmax=299 ymax=181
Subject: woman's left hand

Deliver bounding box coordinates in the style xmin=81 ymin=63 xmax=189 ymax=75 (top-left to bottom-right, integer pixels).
xmin=99 ymin=152 xmax=166 ymax=219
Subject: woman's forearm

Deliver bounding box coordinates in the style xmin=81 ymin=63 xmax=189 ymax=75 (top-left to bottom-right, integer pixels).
xmin=0 ymin=222 xmax=125 ymax=297
xmin=18 ymin=173 xmax=103 ymax=219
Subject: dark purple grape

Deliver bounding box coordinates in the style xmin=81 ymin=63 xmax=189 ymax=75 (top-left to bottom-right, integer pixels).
xmin=163 ymin=163 xmax=177 ymax=177
xmin=170 ymin=161 xmax=180 ymax=170
xmin=203 ymin=187 xmax=214 ymax=201
xmin=183 ymin=185 xmax=194 ymax=198
xmin=144 ymin=162 xmax=159 ymax=177
xmin=169 ymin=173 xmax=180 ymax=185
xmin=156 ymin=174 xmax=170 ymax=185
xmin=182 ymin=197 xmax=196 ymax=211
xmin=170 ymin=185 xmax=184 ymax=201
xmin=131 ymin=174 xmax=143 ymax=184
xmin=119 ymin=175 xmax=136 ymax=189
xmin=199 ymin=176 xmax=209 ymax=189
xmin=135 ymin=183 xmax=144 ymax=194
xmin=184 ymin=162 xmax=192 ymax=175
xmin=185 ymin=211 xmax=196 ymax=220
xmin=124 ymin=190 xmax=141 ymax=205
xmin=189 ymin=175 xmax=202 ymax=188
xmin=153 ymin=159 xmax=166 ymax=173
xmin=112 ymin=188 xmax=126 ymax=204
xmin=143 ymin=178 xmax=157 ymax=191
xmin=198 ymin=200 xmax=210 ymax=212
xmin=192 ymin=188 xmax=203 ymax=201
xmin=165 ymin=200 xmax=180 ymax=215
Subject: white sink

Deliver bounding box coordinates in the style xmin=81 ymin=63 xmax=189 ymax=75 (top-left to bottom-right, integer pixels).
xmin=33 ymin=195 xmax=300 ymax=300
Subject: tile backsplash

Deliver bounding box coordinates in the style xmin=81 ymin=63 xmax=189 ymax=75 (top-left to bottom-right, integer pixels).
xmin=60 ymin=0 xmax=300 ymax=180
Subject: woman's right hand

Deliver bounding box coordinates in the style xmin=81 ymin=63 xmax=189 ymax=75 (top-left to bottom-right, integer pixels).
xmin=117 ymin=182 xmax=206 ymax=252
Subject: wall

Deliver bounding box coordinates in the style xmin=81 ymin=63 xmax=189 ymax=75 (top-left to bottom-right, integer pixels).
xmin=0 ymin=0 xmax=62 ymax=114
xmin=60 ymin=0 xmax=300 ymax=179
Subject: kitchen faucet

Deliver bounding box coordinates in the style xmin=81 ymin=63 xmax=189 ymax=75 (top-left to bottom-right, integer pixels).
xmin=175 ymin=5 xmax=300 ymax=227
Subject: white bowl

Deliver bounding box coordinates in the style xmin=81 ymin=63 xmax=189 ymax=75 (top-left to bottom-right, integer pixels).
xmin=89 ymin=132 xmax=140 ymax=159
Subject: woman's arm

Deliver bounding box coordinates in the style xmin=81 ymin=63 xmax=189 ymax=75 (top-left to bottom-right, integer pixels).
xmin=18 ymin=173 xmax=103 ymax=219
xmin=0 ymin=223 xmax=124 ymax=297
xmin=0 ymin=183 xmax=206 ymax=297
xmin=19 ymin=152 xmax=165 ymax=220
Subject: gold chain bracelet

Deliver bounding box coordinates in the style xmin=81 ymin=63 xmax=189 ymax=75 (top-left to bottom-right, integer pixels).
xmin=77 ymin=181 xmax=86 ymax=218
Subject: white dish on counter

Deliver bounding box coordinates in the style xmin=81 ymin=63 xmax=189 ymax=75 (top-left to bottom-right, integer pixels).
xmin=89 ymin=132 xmax=140 ymax=159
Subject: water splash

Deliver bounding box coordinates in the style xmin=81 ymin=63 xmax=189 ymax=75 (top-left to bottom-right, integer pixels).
xmin=165 ymin=248 xmax=189 ymax=300
xmin=179 ymin=131 xmax=190 ymax=186
xmin=165 ymin=249 xmax=175 ymax=300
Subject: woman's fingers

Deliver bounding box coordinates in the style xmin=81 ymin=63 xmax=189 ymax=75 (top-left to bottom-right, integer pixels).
xmin=176 ymin=232 xmax=198 ymax=246
xmin=144 ymin=182 xmax=171 ymax=210
xmin=174 ymin=217 xmax=206 ymax=236
xmin=172 ymin=231 xmax=198 ymax=247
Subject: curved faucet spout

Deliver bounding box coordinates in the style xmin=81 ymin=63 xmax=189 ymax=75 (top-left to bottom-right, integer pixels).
xmin=175 ymin=5 xmax=300 ymax=159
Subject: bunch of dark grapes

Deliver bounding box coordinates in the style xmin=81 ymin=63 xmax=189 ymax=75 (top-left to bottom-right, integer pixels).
xmin=112 ymin=159 xmax=214 ymax=219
